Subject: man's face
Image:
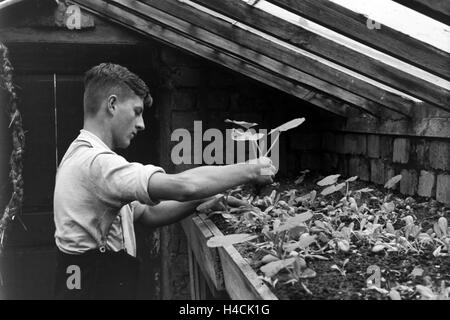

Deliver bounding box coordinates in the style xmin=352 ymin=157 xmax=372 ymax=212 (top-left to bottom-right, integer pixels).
xmin=110 ymin=93 xmax=145 ymax=149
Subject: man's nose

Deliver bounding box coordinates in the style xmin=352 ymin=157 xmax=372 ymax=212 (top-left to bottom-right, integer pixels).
xmin=136 ymin=116 xmax=145 ymax=131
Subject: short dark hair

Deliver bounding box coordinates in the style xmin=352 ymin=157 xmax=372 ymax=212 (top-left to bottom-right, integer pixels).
xmin=83 ymin=63 xmax=152 ymax=116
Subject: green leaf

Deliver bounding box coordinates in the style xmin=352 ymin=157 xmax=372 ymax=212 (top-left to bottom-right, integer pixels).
xmin=288 ymin=190 xmax=297 ymax=206
xmin=309 ymin=254 xmax=329 ymax=260
xmin=410 ymin=267 xmax=424 ymax=278
xmin=288 ymin=225 xmax=308 ymax=239
xmin=355 ymin=188 xmax=374 ymax=193
xmin=206 ymin=234 xmax=257 ymax=248
xmin=417 ymin=233 xmax=433 ymax=243
xmin=317 ymin=174 xmax=341 ymax=186
xmin=294 ymin=256 xmax=307 ymax=270
xmin=384 ymin=175 xmax=402 ymax=189
xmin=292 ymin=257 xmax=307 ymax=279
xmin=382 ymin=202 xmax=395 ymax=213
xmin=345 ymin=176 xmax=358 ymax=182
xmin=268 ymin=118 xmax=305 ymax=135
xmin=337 ymin=239 xmax=350 ymax=252
xmin=260 ymin=258 xmax=296 ymax=278
xmin=231 ymin=128 xmax=265 ymax=141
xmin=274 ymin=212 xmax=313 ymax=233
xmin=321 ymin=182 xmax=345 ymax=196
xmin=309 ymin=190 xmax=317 ymax=203
xmin=298 ymin=234 xmax=317 ymax=249
xmin=260 ymin=254 xmax=280 ymax=265
xmin=225 ymin=119 xmax=258 ymax=129
xmin=415 ymin=285 xmax=436 ymax=300
xmin=298 ymin=268 xmax=317 ymax=279
xmin=283 ymin=241 xmax=301 ymax=252
xmin=372 ymin=244 xmax=387 ymax=253
xmin=434 ymin=222 xmax=443 ymax=238
xmin=389 ymin=289 xmax=402 ymax=300
xmin=269 ymin=190 xmax=277 ymax=203
xmin=314 ymin=220 xmax=326 ymax=229
xmin=367 ymin=285 xmax=389 ymax=295
xmin=433 ymin=246 xmax=442 ymax=257
xmin=264 ymin=205 xmax=274 ymax=214
xmin=438 ymin=217 xmax=448 ymax=237
xmin=403 ymin=215 xmax=414 ymax=225
xmin=294 ymin=175 xmax=305 ymax=185
xmin=386 ymin=222 xmax=395 ymax=234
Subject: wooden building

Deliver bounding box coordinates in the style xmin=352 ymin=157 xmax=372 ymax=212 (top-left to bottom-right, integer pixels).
xmin=0 ymin=0 xmax=449 ymax=299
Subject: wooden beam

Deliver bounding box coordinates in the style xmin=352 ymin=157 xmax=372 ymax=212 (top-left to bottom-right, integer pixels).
xmin=269 ymin=0 xmax=450 ymax=80
xmin=115 ymin=0 xmax=388 ymax=116
xmin=392 ymin=0 xmax=450 ymax=25
xmin=143 ymin=0 xmax=411 ymax=116
xmin=72 ymin=0 xmax=351 ymax=117
xmin=189 ymin=0 xmax=450 ymax=112
xmin=91 ymin=0 xmax=396 ymax=117
xmin=0 ymin=23 xmax=147 ymax=45
xmin=0 ymin=0 xmax=25 ymax=10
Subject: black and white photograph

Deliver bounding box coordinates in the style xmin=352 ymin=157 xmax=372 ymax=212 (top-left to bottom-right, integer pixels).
xmin=0 ymin=0 xmax=449 ymax=306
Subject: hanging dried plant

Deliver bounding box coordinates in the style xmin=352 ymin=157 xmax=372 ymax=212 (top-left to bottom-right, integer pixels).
xmin=0 ymin=42 xmax=25 ymax=256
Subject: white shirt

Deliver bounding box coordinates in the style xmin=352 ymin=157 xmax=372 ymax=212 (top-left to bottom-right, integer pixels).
xmin=54 ymin=129 xmax=164 ymax=257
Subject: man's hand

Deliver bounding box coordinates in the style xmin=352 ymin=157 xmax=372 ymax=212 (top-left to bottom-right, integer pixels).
xmin=226 ymin=195 xmax=250 ymax=208
xmin=248 ymin=156 xmax=277 ymax=185
xmin=196 ymin=194 xmax=250 ymax=212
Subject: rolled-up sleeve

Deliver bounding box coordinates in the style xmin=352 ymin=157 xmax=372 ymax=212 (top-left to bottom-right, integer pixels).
xmin=87 ymin=150 xmax=165 ymax=207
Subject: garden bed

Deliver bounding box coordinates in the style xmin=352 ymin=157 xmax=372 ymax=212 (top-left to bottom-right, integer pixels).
xmin=197 ymin=173 xmax=450 ymax=300
xmin=182 ymin=212 xmax=277 ymax=299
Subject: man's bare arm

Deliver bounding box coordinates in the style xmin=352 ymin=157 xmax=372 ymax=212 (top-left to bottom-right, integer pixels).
xmin=147 ymin=158 xmax=275 ymax=202
xmin=133 ymin=199 xmax=206 ymax=228
xmin=134 ymin=195 xmax=250 ymax=228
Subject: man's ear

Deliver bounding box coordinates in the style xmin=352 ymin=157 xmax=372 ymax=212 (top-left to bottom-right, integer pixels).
xmin=107 ymin=95 xmax=118 ymax=114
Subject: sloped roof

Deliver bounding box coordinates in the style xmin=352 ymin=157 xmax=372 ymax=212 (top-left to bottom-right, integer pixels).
xmin=4 ymin=0 xmax=450 ymax=117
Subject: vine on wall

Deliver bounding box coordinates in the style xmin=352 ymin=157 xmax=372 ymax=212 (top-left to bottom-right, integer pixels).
xmin=0 ymin=42 xmax=25 ymax=256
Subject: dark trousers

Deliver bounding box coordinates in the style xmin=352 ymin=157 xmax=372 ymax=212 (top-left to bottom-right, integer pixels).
xmin=54 ymin=249 xmax=140 ymax=300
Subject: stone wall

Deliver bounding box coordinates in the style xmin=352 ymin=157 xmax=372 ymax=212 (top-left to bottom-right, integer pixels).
xmin=321 ymin=132 xmax=450 ymax=205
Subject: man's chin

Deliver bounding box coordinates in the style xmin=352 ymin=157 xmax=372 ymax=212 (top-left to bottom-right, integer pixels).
xmin=118 ymin=140 xmax=131 ymax=149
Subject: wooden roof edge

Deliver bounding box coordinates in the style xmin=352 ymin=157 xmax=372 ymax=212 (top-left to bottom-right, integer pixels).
xmin=71 ymin=0 xmax=357 ymax=117
xmin=146 ymin=0 xmax=414 ymax=117
xmin=268 ymin=0 xmax=450 ymax=80
xmin=0 ymin=0 xmax=25 ymax=11
xmin=189 ymin=0 xmax=450 ymax=111
xmin=392 ymin=0 xmax=450 ymax=25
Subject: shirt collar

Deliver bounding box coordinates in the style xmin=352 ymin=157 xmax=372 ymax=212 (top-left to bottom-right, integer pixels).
xmin=78 ymin=129 xmax=113 ymax=152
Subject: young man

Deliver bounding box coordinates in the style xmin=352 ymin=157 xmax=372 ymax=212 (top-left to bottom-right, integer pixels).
xmin=53 ymin=63 xmax=276 ymax=299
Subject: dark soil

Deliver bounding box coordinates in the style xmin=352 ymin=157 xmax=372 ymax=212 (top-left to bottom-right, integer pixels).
xmin=209 ymin=175 xmax=450 ymax=300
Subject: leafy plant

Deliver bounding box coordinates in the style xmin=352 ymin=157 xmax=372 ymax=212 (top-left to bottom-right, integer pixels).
xmin=227 ymin=118 xmax=305 ymax=159
xmin=202 ymin=164 xmax=448 ymax=299
xmin=330 ymin=258 xmax=350 ymax=276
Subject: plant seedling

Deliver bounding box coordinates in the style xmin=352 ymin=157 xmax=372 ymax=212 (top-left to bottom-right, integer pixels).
xmin=227 ymin=118 xmax=305 ymax=159
xmin=330 ymin=258 xmax=350 ymax=276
